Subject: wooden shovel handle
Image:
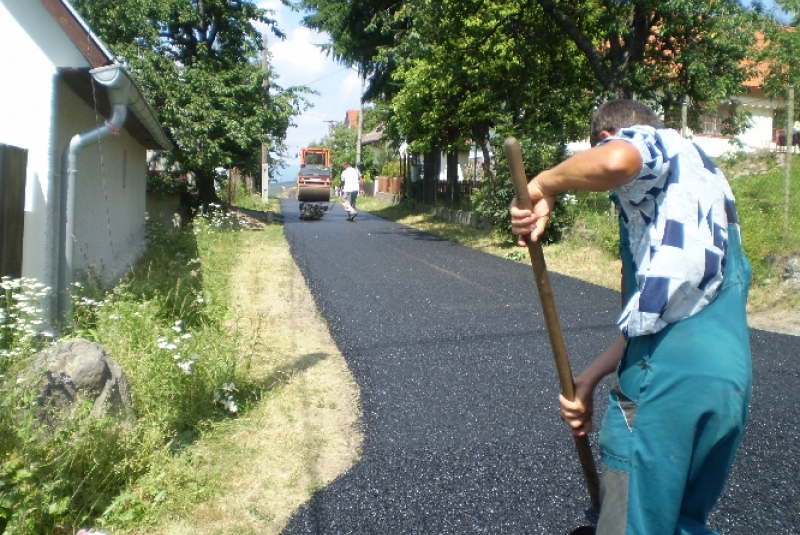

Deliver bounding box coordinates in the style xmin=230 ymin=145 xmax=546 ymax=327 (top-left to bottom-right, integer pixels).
xmin=504 ymin=137 xmax=600 ymax=515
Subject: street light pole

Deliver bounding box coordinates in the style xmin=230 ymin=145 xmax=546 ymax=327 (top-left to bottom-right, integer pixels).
xmin=784 ymin=85 xmax=794 ymax=239
xmin=356 ymin=66 xmax=365 ymax=169
xmin=261 ymin=32 xmax=269 ymax=202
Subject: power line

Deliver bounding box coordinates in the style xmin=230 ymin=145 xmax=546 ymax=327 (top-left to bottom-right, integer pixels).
xmin=300 ymin=67 xmax=350 ymax=87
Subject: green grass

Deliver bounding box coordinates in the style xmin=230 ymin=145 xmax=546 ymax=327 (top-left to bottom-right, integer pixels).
xmin=729 ymin=165 xmax=800 ymax=284
xmin=0 ymin=206 xmax=270 ymax=534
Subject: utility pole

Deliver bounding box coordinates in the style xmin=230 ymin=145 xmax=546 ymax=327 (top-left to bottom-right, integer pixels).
xmin=356 ymin=66 xmax=365 ymax=169
xmin=784 ymin=85 xmax=794 ymax=239
xmin=681 ymin=96 xmax=689 ymax=138
xmin=261 ymin=32 xmax=269 ymax=202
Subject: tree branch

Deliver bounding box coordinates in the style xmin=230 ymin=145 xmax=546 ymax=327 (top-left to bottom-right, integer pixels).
xmin=535 ymin=0 xmax=611 ymax=92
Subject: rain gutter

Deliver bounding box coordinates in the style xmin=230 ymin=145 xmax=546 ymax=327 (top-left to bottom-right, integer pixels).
xmin=57 ymin=63 xmax=131 ymax=321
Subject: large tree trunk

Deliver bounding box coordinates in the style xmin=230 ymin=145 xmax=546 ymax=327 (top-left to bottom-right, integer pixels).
xmin=195 ymin=169 xmax=222 ymax=208
xmin=423 ymin=150 xmax=437 ymax=205
xmin=447 ymin=148 xmax=459 ymax=208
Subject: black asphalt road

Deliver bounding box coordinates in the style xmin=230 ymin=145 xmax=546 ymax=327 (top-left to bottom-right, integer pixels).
xmin=279 ymin=198 xmax=800 ymax=535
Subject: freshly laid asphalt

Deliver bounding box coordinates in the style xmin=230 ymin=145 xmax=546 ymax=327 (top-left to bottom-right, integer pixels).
xmin=278 ymin=198 xmax=799 ymax=535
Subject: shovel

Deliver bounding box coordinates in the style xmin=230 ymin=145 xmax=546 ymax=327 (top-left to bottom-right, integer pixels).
xmin=503 ymin=137 xmax=600 ymax=531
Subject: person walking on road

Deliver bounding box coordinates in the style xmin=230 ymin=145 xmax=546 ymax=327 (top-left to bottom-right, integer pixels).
xmin=340 ymin=161 xmax=362 ymax=221
xmin=510 ymin=99 xmax=752 ymax=535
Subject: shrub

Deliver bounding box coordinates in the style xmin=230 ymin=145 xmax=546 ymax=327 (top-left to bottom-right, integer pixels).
xmin=472 ymin=136 xmax=574 ymax=244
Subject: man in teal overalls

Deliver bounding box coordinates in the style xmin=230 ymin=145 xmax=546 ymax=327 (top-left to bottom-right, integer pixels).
xmin=511 ymin=100 xmax=752 ymax=534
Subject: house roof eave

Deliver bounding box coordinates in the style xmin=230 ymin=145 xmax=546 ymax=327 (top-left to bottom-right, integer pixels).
xmin=60 ymin=67 xmax=173 ymax=151
xmin=38 ymin=0 xmax=173 ymax=151
xmin=39 ymin=0 xmax=115 ymax=68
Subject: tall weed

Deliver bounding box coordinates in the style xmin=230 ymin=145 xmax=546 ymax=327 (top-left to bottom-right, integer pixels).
xmin=0 ymin=206 xmax=257 ymax=532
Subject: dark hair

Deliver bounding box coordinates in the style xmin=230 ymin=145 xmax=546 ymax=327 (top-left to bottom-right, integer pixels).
xmin=589 ymin=100 xmax=663 ymax=146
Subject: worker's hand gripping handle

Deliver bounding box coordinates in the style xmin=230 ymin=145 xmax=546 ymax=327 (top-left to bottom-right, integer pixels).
xmin=504 ymin=137 xmax=600 ymax=515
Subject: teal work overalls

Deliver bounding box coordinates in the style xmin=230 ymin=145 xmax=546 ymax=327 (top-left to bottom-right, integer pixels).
xmin=596 ymin=223 xmax=752 ymax=535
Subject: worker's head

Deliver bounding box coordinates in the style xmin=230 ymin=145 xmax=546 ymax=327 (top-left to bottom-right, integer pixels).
xmin=342 ymin=161 xmax=352 ymax=168
xmin=589 ymin=99 xmax=663 ymax=147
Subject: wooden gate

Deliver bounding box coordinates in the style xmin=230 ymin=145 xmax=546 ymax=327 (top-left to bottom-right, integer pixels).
xmin=0 ymin=144 xmax=28 ymax=278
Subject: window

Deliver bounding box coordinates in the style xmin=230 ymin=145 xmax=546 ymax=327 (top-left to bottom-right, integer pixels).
xmin=701 ymin=114 xmax=722 ymax=135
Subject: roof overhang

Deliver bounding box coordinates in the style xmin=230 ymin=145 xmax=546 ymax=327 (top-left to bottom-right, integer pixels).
xmin=59 ymin=67 xmax=173 ymax=151
xmin=41 ymin=0 xmax=173 ymax=150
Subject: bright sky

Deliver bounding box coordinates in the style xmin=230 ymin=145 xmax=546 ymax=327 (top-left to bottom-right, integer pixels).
xmin=255 ymin=1 xmax=363 ymax=178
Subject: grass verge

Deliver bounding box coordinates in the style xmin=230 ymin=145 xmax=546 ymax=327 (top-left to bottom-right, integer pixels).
xmin=0 ymin=200 xmax=362 ymax=535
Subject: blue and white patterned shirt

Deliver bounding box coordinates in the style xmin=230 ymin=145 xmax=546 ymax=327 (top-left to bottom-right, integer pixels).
xmin=603 ymin=126 xmax=740 ymax=337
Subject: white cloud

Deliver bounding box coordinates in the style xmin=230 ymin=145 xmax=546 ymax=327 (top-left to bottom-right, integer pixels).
xmin=255 ymin=1 xmax=363 ymax=178
xmin=339 ymin=69 xmax=363 ymax=100
xmin=270 ymin=26 xmax=330 ymax=86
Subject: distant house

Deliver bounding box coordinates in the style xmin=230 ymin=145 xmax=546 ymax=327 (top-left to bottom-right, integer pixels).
xmin=566 ymin=82 xmax=784 ymax=158
xmin=691 ymin=77 xmax=782 ymax=157
xmin=344 ymin=109 xmax=359 ymax=129
xmin=0 ymin=0 xmax=172 ymax=324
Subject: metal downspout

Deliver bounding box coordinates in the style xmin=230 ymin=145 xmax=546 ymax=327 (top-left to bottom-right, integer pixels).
xmin=57 ymin=64 xmax=131 ymax=322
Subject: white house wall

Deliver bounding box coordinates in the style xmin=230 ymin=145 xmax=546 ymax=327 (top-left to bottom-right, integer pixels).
xmin=437 ymin=151 xmax=466 ymax=182
xmin=739 ymin=109 xmax=775 ymax=151
xmin=54 ymin=79 xmax=148 ymax=284
xmin=693 ymin=95 xmax=780 ymax=157
xmin=0 ymin=0 xmax=86 ymax=288
xmin=1 ymin=0 xmax=148 ymax=289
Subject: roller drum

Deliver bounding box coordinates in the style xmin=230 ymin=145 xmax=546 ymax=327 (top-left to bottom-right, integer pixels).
xmin=297 ymin=186 xmax=331 ymax=202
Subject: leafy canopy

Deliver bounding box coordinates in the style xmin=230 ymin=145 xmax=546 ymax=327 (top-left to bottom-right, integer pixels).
xmin=72 ymin=0 xmax=307 ymax=198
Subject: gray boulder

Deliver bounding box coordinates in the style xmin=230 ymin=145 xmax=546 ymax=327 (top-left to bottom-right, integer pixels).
xmin=19 ymin=339 xmax=132 ymax=426
xmin=785 ymin=257 xmax=800 ymax=286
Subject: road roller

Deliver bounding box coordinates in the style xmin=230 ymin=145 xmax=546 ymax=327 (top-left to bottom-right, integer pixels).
xmin=297 ymin=147 xmax=334 ymax=220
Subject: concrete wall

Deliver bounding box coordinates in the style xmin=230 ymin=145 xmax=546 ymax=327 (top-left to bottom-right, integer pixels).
xmin=0 ymin=0 xmax=72 ymax=289
xmin=54 ymin=79 xmax=148 ymax=283
xmin=1 ymin=0 xmax=148 ymax=289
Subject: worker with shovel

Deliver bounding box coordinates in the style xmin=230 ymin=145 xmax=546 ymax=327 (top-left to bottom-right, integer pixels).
xmin=510 ymin=99 xmax=752 ymax=534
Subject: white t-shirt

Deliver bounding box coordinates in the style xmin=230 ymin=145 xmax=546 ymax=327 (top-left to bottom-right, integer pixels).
xmin=341 ymin=166 xmax=361 ymax=193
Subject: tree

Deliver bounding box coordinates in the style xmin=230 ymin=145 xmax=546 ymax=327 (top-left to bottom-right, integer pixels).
xmin=72 ymin=0 xmax=306 ymax=205
xmin=297 ymin=0 xmax=767 ymax=230
xmin=295 ymin=0 xmax=404 ymax=100
xmin=534 ymin=0 xmax=763 ymax=124
xmin=763 ymin=2 xmax=800 ymax=95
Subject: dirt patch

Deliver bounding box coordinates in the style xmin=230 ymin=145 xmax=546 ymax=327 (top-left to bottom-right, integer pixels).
xmin=747 ymin=307 xmax=800 ymax=336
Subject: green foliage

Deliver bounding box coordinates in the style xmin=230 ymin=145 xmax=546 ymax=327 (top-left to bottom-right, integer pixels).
xmin=72 ymin=0 xmax=305 ymax=201
xmin=763 ymin=2 xmax=800 ymax=97
xmin=472 ymin=128 xmax=576 ymax=244
xmin=146 ymin=172 xmax=187 ymax=199
xmin=0 ymin=210 xmax=262 ymax=533
xmin=381 ymin=160 xmax=401 ymax=177
xmin=296 ymin=0 xmax=402 ymax=100
xmin=729 ymin=160 xmax=800 ymax=283
xmin=299 ymin=0 xmax=763 ymax=164
xmin=0 ymin=404 xmax=143 ymax=534
xmin=571 ymin=192 xmax=621 ymax=258
xmin=387 ymin=0 xmax=592 ymax=156
xmin=0 ymin=278 xmax=52 ymax=366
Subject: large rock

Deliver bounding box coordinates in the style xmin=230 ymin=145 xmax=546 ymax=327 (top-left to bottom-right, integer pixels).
xmin=785 ymin=257 xmax=800 ymax=286
xmin=19 ymin=339 xmax=132 ymax=426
